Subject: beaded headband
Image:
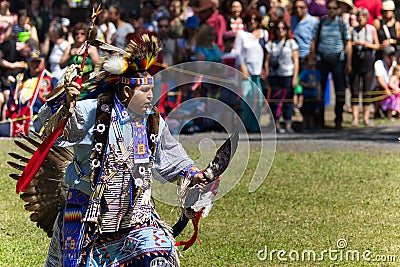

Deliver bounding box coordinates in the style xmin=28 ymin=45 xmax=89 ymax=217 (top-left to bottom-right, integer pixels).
xmin=120 ymin=77 xmax=154 ymax=86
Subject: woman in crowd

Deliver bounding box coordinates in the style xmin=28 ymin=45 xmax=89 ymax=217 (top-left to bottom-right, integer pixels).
xmin=47 ymin=20 xmax=69 ymax=80
xmin=11 ymin=9 xmax=39 ymax=42
xmin=0 ymin=0 xmax=17 ymax=43
xmin=373 ymin=0 xmax=400 ymax=59
xmin=96 ymin=4 xmax=116 ymax=45
xmin=227 ymin=0 xmax=245 ymax=35
xmin=27 ymin=0 xmax=50 ymax=44
xmin=350 ymin=8 xmax=380 ymax=127
xmin=60 ymin=22 xmax=99 ymax=75
xmin=235 ymin=9 xmax=268 ymax=133
xmin=176 ymin=16 xmax=199 ymax=63
xmin=266 ymin=20 xmax=299 ymax=133
xmin=195 ymin=24 xmax=221 ymax=62
xmin=169 ymin=0 xmax=185 ymax=39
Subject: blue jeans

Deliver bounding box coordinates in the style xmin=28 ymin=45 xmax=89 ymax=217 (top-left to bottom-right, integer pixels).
xmin=268 ymin=75 xmax=294 ymax=124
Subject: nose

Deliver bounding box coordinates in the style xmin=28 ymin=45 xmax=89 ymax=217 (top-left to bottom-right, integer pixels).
xmin=147 ymin=88 xmax=153 ymax=101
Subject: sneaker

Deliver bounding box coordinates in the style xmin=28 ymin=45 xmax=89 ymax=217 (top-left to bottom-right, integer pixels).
xmin=277 ymin=128 xmax=286 ymax=134
xmin=286 ymin=128 xmax=295 ymax=134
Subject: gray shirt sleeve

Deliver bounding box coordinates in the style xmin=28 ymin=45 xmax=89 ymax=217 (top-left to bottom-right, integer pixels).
xmin=152 ymin=118 xmax=195 ymax=183
xmin=38 ymin=99 xmax=97 ymax=147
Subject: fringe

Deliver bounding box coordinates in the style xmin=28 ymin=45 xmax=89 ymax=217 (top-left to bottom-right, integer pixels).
xmin=43 ymin=105 xmax=68 ymax=139
xmin=178 ymin=175 xmax=196 ymax=219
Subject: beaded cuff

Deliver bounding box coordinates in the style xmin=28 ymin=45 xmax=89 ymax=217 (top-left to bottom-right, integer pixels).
xmin=180 ymin=164 xmax=202 ymax=181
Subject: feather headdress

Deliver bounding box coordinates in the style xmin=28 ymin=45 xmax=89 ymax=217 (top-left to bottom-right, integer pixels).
xmin=102 ymin=34 xmax=161 ymax=75
xmin=75 ymin=34 xmax=161 ymax=99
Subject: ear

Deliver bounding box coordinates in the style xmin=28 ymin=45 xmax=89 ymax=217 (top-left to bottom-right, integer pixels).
xmin=122 ymin=85 xmax=132 ymax=99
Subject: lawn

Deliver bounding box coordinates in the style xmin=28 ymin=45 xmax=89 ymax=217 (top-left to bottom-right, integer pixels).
xmin=1 ymin=138 xmax=400 ymax=266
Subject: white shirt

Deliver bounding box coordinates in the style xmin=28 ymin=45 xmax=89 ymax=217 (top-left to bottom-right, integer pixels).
xmin=374 ymin=59 xmax=397 ymax=84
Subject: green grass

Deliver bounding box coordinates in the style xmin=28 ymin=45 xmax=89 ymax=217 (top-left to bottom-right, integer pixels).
xmin=1 ymin=139 xmax=400 ymax=266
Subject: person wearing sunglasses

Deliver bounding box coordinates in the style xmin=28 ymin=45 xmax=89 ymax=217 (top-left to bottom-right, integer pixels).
xmin=59 ymin=22 xmax=99 ymax=75
xmin=266 ymin=20 xmax=299 ymax=134
xmin=310 ymin=0 xmax=352 ymax=130
xmin=290 ymin=0 xmax=318 ymax=70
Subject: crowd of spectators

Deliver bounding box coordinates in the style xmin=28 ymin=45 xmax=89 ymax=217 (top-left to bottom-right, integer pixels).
xmin=1 ymin=0 xmax=400 ymax=136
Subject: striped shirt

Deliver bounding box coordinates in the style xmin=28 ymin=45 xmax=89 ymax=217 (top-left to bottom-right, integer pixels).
xmin=313 ymin=16 xmax=351 ymax=60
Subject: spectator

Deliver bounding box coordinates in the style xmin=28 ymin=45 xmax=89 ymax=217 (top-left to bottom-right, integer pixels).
xmin=0 ymin=49 xmax=57 ymax=137
xmin=380 ymin=64 xmax=400 ymax=120
xmin=48 ymin=20 xmax=69 ymax=80
xmin=142 ymin=1 xmax=157 ymax=32
xmin=267 ymin=1 xmax=291 ymax=38
xmin=0 ymin=38 xmax=38 ymax=119
xmin=151 ymin=0 xmax=170 ymax=31
xmin=354 ymin=0 xmax=382 ymax=25
xmin=176 ymin=15 xmax=199 ymax=63
xmin=221 ymin=30 xmax=242 ymax=115
xmin=109 ymin=5 xmax=134 ymax=49
xmin=310 ymin=0 xmax=352 ymax=129
xmin=338 ymin=0 xmax=356 ymax=28
xmin=299 ymin=53 xmax=321 ymax=131
xmin=11 ymin=9 xmax=39 ymax=43
xmin=27 ymin=0 xmax=51 ymax=44
xmin=190 ymin=0 xmax=214 ymax=24
xmin=235 ymin=9 xmax=268 ymax=133
xmin=205 ymin=0 xmax=227 ymax=51
xmin=96 ymin=4 xmax=116 ymax=45
xmin=375 ymin=45 xmax=397 ymax=119
xmin=182 ymin=0 xmax=194 ymax=20
xmin=221 ymin=30 xmax=241 ymax=71
xmin=384 ymin=64 xmax=400 ymax=119
xmin=158 ymin=17 xmax=177 ymax=66
xmin=266 ymin=20 xmax=299 ymax=133
xmin=350 ymin=8 xmax=380 ymax=127
xmin=195 ymin=24 xmax=221 ymax=62
xmin=373 ymin=0 xmax=400 ymax=59
xmin=0 ymin=0 xmax=17 ymax=43
xmin=306 ymin=0 xmax=327 ymax=18
xmin=59 ymin=22 xmax=99 ymax=75
xmin=290 ymin=0 xmax=318 ymax=69
xmin=227 ymin=0 xmax=245 ymax=36
xmin=374 ymin=45 xmax=397 ymax=119
xmin=169 ymin=0 xmax=185 ymax=38
xmin=129 ymin=10 xmax=148 ymax=37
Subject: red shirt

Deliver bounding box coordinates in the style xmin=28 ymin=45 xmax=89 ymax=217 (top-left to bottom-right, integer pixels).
xmin=354 ymin=0 xmax=382 ymax=25
xmin=206 ymin=12 xmax=227 ymax=51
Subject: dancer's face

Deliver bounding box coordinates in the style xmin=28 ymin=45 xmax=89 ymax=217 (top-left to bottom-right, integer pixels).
xmin=124 ymin=75 xmax=154 ymax=115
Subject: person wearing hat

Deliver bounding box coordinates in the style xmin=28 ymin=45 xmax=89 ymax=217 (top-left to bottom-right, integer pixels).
xmin=354 ymin=0 xmax=382 ymax=25
xmin=373 ymin=0 xmax=400 ymax=60
xmin=0 ymin=38 xmax=39 ymax=120
xmin=40 ymin=34 xmax=207 ymax=267
xmin=374 ymin=45 xmax=397 ymax=119
xmin=0 ymin=48 xmax=57 ymax=137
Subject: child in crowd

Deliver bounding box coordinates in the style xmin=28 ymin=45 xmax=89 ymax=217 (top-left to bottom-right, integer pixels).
xmin=11 ymin=9 xmax=38 ymax=42
xmin=382 ymin=64 xmax=400 ymax=121
xmin=299 ymin=54 xmax=321 ymax=131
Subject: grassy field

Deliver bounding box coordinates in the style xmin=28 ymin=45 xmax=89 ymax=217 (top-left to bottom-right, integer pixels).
xmin=1 ymin=138 xmax=400 ymax=266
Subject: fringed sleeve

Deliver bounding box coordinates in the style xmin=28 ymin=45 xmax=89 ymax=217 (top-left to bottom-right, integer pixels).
xmin=152 ymin=118 xmax=199 ymax=184
xmin=38 ymin=99 xmax=97 ymax=147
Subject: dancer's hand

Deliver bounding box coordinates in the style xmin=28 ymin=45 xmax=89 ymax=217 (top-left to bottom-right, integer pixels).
xmin=191 ymin=173 xmax=207 ymax=188
xmin=65 ymin=77 xmax=82 ymax=107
